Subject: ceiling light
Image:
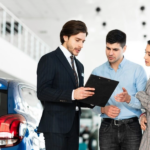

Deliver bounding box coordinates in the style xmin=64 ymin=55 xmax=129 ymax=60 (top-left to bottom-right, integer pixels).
xmin=140 ymin=6 xmax=145 ymax=11
xmin=102 ymin=22 xmax=106 ymax=27
xmin=96 ymin=7 xmax=101 ymax=13
xmin=142 ymin=22 xmax=146 ymax=26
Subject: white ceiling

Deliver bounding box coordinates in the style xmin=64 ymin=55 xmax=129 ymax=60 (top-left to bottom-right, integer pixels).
xmin=0 ymin=0 xmax=150 ymax=50
xmin=0 ymin=0 xmax=150 ymax=82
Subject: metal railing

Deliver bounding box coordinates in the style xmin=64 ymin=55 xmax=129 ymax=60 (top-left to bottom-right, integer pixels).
xmin=0 ymin=2 xmax=51 ymax=62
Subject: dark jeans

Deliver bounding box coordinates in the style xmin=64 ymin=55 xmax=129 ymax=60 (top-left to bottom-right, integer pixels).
xmin=99 ymin=118 xmax=142 ymax=150
xmin=44 ymin=112 xmax=79 ymax=150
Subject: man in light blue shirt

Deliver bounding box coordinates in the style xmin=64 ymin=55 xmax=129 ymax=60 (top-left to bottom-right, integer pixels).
xmin=92 ymin=29 xmax=147 ymax=150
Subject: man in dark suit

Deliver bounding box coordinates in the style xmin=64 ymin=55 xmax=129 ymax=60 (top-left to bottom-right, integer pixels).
xmin=37 ymin=20 xmax=95 ymax=150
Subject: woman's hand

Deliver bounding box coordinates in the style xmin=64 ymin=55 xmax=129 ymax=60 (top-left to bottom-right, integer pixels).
xmin=140 ymin=114 xmax=147 ymax=131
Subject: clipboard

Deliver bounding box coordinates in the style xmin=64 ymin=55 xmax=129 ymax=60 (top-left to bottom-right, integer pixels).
xmin=81 ymin=74 xmax=119 ymax=107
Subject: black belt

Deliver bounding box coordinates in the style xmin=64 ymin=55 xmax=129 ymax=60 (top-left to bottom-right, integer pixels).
xmin=103 ymin=117 xmax=138 ymax=126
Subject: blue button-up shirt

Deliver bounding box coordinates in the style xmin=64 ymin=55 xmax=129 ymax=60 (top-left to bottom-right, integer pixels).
xmin=92 ymin=57 xmax=147 ymax=119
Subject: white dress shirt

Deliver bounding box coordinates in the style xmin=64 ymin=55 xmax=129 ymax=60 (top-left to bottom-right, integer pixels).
xmin=59 ymin=45 xmax=79 ymax=83
xmin=59 ymin=45 xmax=79 ymax=110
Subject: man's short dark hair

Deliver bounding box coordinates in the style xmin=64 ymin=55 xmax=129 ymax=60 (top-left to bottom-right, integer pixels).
xmin=148 ymin=40 xmax=150 ymax=45
xmin=106 ymin=29 xmax=126 ymax=48
xmin=60 ymin=20 xmax=88 ymax=44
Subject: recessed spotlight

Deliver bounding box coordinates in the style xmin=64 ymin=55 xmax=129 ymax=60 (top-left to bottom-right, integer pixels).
xmin=140 ymin=6 xmax=145 ymax=11
xmin=102 ymin=22 xmax=106 ymax=27
xmin=96 ymin=7 xmax=101 ymax=13
xmin=142 ymin=22 xmax=146 ymax=26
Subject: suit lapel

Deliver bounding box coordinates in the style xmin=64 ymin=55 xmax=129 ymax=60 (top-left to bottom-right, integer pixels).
xmin=55 ymin=47 xmax=76 ymax=87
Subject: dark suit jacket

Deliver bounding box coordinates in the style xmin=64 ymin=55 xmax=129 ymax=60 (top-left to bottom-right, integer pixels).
xmin=37 ymin=47 xmax=92 ymax=134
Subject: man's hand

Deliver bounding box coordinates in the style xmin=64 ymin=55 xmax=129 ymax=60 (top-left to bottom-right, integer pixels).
xmin=102 ymin=105 xmax=120 ymax=118
xmin=74 ymin=87 xmax=95 ymax=100
xmin=114 ymin=87 xmax=131 ymax=103
xmin=140 ymin=115 xmax=147 ymax=131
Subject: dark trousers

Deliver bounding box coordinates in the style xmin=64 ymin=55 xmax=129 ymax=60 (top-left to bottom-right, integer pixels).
xmin=44 ymin=112 xmax=79 ymax=150
xmin=99 ymin=118 xmax=142 ymax=150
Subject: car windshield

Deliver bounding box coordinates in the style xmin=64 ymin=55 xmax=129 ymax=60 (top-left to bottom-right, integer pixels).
xmin=20 ymin=87 xmax=43 ymax=124
xmin=21 ymin=87 xmax=43 ymax=110
xmin=0 ymin=90 xmax=7 ymax=116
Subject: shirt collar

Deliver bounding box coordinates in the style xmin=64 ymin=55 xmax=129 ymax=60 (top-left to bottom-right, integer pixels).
xmin=107 ymin=56 xmax=126 ymax=70
xmin=59 ymin=45 xmax=73 ymax=59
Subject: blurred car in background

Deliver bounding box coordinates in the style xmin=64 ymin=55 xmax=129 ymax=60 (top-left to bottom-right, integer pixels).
xmin=0 ymin=78 xmax=45 ymax=150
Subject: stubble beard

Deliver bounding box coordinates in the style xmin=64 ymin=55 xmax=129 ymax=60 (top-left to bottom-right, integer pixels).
xmin=109 ymin=56 xmax=123 ymax=65
xmin=108 ymin=57 xmax=119 ymax=65
xmin=67 ymin=44 xmax=74 ymax=55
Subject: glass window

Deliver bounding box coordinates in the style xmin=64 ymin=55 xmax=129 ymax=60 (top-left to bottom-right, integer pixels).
xmin=81 ymin=109 xmax=93 ymax=119
xmin=0 ymin=90 xmax=7 ymax=116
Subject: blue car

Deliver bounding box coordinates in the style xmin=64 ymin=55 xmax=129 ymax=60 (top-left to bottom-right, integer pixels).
xmin=0 ymin=78 xmax=45 ymax=150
